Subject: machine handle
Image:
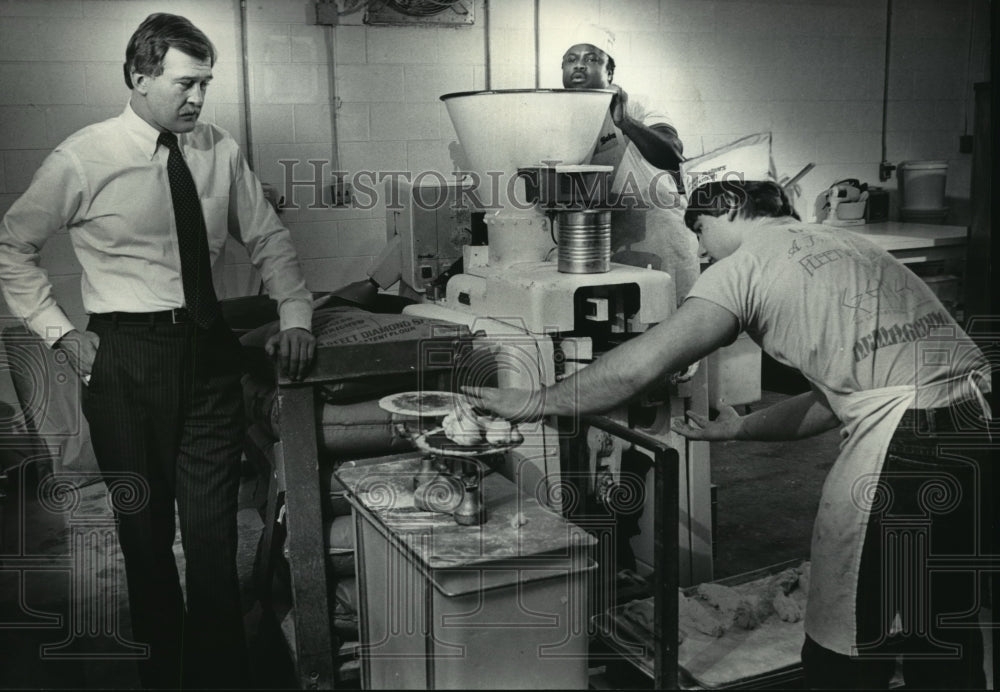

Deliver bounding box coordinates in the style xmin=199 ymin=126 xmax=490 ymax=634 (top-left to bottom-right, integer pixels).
xmin=580 ymin=415 xmax=673 ymax=457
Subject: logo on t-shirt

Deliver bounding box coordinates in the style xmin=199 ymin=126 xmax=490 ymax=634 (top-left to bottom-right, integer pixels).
xmin=851 ymin=310 xmax=949 ymax=363
xmin=599 ymin=131 xmax=617 ymax=146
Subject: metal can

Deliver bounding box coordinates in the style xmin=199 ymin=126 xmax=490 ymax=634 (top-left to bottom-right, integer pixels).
xmin=557 ymin=209 xmax=611 ymax=274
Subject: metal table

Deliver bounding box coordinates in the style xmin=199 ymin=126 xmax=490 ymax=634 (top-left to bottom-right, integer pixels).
xmin=847 ymin=221 xmax=967 ymax=265
xmin=336 ymin=453 xmax=597 ymax=689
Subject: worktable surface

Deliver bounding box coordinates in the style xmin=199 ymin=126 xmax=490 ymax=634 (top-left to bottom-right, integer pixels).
xmin=844 ymin=221 xmax=967 ymax=252
xmin=336 ymin=455 xmax=595 ymax=570
xmin=697 ymin=221 xmax=967 ymax=265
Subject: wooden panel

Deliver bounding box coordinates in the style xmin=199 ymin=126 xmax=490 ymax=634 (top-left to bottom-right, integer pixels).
xmin=276 ymin=389 xmax=336 ymax=689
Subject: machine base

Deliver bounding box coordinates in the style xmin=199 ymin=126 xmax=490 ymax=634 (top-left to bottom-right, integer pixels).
xmin=439 ymin=261 xmax=674 ymax=335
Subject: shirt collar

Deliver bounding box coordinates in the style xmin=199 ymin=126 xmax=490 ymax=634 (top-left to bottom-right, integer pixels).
xmin=120 ymin=103 xmax=177 ymax=161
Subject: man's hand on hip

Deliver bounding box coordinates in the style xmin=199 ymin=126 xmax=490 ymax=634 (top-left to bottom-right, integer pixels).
xmin=265 ymin=327 xmax=316 ymax=381
xmin=55 ymin=329 xmax=100 ymax=382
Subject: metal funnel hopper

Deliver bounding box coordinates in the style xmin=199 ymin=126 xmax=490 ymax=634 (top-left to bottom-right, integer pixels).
xmin=440 ymin=89 xmax=613 ymax=210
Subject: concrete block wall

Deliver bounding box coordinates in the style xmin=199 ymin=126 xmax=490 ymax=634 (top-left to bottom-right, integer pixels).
xmin=0 ymin=0 xmax=990 ymax=335
xmin=536 ymin=0 xmax=989 ymax=224
xmin=0 ymin=0 xmax=247 ymax=331
xmin=243 ymin=0 xmax=486 ymax=295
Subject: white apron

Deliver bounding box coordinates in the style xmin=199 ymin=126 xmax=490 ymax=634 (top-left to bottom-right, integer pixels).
xmin=805 ymin=375 xmax=987 ymax=655
xmin=592 ymin=120 xmax=698 ymax=305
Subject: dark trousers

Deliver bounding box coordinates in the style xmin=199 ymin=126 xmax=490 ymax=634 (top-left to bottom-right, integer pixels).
xmin=802 ymin=408 xmax=993 ymax=689
xmin=81 ymin=316 xmax=248 ymax=689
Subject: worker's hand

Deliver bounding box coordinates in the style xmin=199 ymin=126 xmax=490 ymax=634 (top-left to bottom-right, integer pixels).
xmin=461 ymin=386 xmax=544 ymax=423
xmin=669 ymin=360 xmax=700 ymax=385
xmin=55 ymin=329 xmax=100 ymax=383
xmin=609 ymin=84 xmax=629 ymax=127
xmin=266 ymin=327 xmax=316 ymax=381
xmin=671 ymin=404 xmax=744 ymax=441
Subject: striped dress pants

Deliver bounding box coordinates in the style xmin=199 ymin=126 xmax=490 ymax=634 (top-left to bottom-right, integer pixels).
xmin=81 ymin=315 xmax=248 ymax=689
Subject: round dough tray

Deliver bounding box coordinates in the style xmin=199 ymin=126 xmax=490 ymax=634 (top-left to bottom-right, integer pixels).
xmin=414 ymin=427 xmax=521 ymax=458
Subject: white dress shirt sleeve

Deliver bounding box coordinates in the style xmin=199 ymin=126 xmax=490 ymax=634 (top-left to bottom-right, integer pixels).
xmin=0 ymin=149 xmax=83 ymax=346
xmin=229 ymin=148 xmax=313 ymax=333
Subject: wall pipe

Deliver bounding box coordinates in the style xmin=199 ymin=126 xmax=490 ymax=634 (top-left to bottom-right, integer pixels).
xmin=239 ymin=0 xmax=255 ymax=170
xmin=878 ymin=0 xmax=893 ymax=180
xmin=238 ymin=0 xmax=264 ymax=296
xmin=483 ymin=0 xmax=491 ymax=89
xmin=533 ymin=0 xmax=540 ymax=88
xmin=323 ymin=25 xmax=343 ymax=192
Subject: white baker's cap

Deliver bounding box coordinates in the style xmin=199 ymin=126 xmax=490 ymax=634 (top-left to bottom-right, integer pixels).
xmin=566 ymin=22 xmax=615 ymax=59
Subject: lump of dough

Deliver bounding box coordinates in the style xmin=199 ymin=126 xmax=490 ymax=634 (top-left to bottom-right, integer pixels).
xmin=770 ymin=568 xmax=801 ymax=595
xmin=442 ymin=411 xmax=482 ymax=446
xmin=790 ymin=564 xmax=810 ymax=606
xmin=697 ymin=582 xmax=759 ymax=630
xmin=696 ymin=583 xmax=742 ymax=614
xmin=796 ymin=562 xmax=811 ymax=595
xmin=482 ymin=416 xmax=523 ymax=446
xmin=749 ymin=590 xmax=775 ymax=622
xmin=678 ymin=591 xmax=726 ymax=638
xmin=483 ymin=418 xmax=512 ymax=445
xmin=772 ymin=591 xmax=804 ymax=622
xmin=733 ymin=600 xmax=761 ymax=630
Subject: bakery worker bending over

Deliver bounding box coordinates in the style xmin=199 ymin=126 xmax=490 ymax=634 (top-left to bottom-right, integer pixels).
xmin=468 ymin=179 xmax=992 ymax=690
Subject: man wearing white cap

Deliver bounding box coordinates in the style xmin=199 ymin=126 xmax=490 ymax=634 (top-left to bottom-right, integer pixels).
xmin=562 ymin=23 xmax=699 ymax=305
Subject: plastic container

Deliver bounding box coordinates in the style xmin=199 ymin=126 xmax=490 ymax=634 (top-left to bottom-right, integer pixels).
xmin=898 ymin=160 xmax=948 ymax=211
xmin=835 ymin=200 xmax=867 ymax=220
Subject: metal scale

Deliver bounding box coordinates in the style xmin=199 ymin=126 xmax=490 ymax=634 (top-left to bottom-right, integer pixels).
xmin=408 ymin=429 xmax=509 ymax=526
xmin=378 ymin=391 xmax=523 ymax=527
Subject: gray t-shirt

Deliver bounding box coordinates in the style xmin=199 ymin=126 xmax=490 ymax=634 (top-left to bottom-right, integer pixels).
xmin=687 ymin=219 xmax=981 ymax=397
xmin=687 ymin=218 xmax=988 ymax=654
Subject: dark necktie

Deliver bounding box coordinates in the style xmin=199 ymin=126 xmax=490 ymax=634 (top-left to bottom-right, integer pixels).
xmin=158 ymin=131 xmax=220 ymax=328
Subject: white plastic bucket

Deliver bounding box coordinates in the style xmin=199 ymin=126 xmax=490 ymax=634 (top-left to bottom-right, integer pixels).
xmin=898 ymin=160 xmax=948 ymax=210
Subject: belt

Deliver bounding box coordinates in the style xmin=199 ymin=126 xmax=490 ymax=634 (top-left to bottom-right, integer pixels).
xmin=91 ymin=308 xmax=195 ymax=325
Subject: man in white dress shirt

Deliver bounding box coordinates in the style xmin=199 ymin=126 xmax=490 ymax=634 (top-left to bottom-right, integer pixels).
xmin=0 ymin=13 xmax=315 ymax=688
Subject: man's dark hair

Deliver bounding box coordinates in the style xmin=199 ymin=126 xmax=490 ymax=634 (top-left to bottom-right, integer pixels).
xmin=123 ymin=13 xmax=216 ymax=89
xmin=684 ymin=179 xmax=799 ymax=231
